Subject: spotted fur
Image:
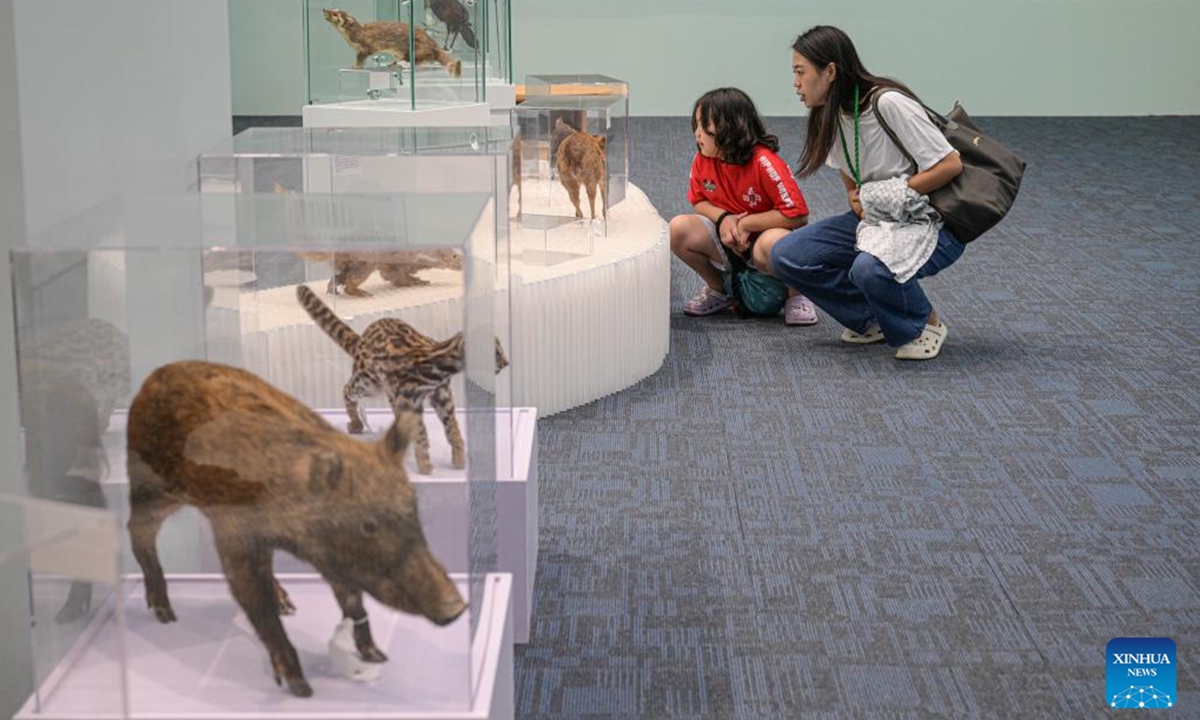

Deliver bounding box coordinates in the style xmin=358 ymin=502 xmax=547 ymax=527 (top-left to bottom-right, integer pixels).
xmin=297 ymin=285 xmax=507 ymax=474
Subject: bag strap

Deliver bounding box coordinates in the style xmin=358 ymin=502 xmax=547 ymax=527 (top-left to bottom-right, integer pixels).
xmin=869 ymin=88 xmax=919 ymax=175
xmin=718 ymin=237 xmax=750 ymax=276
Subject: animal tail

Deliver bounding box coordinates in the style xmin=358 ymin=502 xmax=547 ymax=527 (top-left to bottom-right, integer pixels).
xmin=459 ymin=24 xmax=478 ymax=50
xmin=296 ymin=285 xmax=360 ymax=355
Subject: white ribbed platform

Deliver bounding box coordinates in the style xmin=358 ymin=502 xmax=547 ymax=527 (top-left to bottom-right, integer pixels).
xmin=85 ymin=184 xmax=668 ymax=416
xmin=223 ymin=183 xmax=667 ymax=417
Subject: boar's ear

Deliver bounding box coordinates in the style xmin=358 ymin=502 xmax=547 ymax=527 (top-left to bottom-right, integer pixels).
xmin=597 ymin=135 xmax=607 ymax=150
xmin=382 ymin=414 xmax=419 ymax=460
xmin=307 ymin=450 xmax=344 ymax=494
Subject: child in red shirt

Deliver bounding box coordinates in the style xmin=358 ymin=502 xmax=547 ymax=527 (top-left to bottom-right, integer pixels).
xmin=671 ymin=87 xmax=817 ymax=324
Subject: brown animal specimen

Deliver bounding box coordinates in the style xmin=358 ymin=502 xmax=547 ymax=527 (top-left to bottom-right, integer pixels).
xmin=299 ymin=249 xmax=463 ymax=297
xmin=297 ymin=286 xmax=508 ymax=474
xmin=322 ymin=8 xmax=462 ymax=78
xmin=556 ymin=131 xmax=608 ymax=219
xmin=126 ymin=360 xmax=465 ymax=697
xmin=550 ymin=117 xmax=578 ymax=164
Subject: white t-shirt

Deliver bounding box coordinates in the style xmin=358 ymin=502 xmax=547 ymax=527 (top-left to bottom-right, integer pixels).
xmin=825 ymin=90 xmax=955 ymax=183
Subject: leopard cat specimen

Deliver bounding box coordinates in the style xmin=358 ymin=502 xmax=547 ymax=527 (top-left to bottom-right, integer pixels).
xmin=299 ymin=249 xmax=464 ymax=297
xmin=297 ymin=285 xmax=508 ymax=474
xmin=557 ymin=130 xmax=608 ymax=220
xmin=323 ymin=8 xmax=461 ymax=77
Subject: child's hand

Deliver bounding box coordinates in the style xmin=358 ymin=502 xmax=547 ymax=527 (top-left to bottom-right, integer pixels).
xmin=718 ymin=212 xmax=742 ymax=248
xmin=720 ymin=212 xmax=749 ymax=249
xmin=731 ymin=214 xmax=752 ymax=251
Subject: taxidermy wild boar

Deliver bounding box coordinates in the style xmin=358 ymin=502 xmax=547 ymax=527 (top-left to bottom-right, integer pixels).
xmin=125 ymin=360 xmax=465 ymax=697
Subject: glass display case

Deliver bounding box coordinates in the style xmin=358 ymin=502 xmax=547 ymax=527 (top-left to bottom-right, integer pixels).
xmin=304 ymin=0 xmax=511 ymax=111
xmin=512 ymin=93 xmax=629 ymax=264
xmin=198 ymin=127 xmax=517 ymax=461
xmin=524 ymin=73 xmax=627 ymax=101
xmin=9 ymin=173 xmax=511 ymax=716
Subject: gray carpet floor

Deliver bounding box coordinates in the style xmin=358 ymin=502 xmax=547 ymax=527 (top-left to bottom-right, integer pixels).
xmin=510 ymin=116 xmax=1200 ymax=719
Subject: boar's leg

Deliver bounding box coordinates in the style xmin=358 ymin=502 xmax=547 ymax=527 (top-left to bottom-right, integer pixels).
xmin=431 ymin=384 xmax=465 ymax=469
xmin=215 ymin=535 xmax=312 ymax=697
xmin=127 ymin=480 xmax=183 ymax=623
xmin=330 ymin=581 xmax=387 ymax=663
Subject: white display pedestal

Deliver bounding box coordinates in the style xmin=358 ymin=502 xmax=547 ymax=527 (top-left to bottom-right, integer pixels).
xmin=16 ymin=573 xmax=513 ymax=720
xmin=95 ymin=407 xmax=539 ymax=645
xmin=484 ymin=83 xmax=516 ymax=111
xmin=303 ymin=101 xmax=491 ymax=128
xmin=87 ymin=185 xmax=669 ymax=417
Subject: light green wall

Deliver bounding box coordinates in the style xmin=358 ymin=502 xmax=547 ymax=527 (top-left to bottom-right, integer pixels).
xmin=236 ymin=0 xmax=1199 ymax=116
xmin=230 ymin=0 xmax=305 ymax=115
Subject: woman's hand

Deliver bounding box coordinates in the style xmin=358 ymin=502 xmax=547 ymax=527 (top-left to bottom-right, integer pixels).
xmin=848 ymin=188 xmax=864 ymax=219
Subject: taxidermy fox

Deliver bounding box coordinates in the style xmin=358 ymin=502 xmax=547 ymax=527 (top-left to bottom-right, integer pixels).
xmin=323 ymin=8 xmax=461 ymax=78
xmin=556 ymin=131 xmax=608 ymax=220
xmin=299 ymin=249 xmax=463 ymax=297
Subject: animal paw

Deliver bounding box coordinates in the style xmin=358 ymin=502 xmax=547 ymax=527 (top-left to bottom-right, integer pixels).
xmin=278 ymin=673 xmax=313 ymax=698
xmin=151 ymin=604 xmax=177 ymax=623
xmin=358 ymin=644 xmax=389 ymax=663
xmin=416 ymin=459 xmax=434 ymax=475
xmin=276 ymin=585 xmax=297 ymax=616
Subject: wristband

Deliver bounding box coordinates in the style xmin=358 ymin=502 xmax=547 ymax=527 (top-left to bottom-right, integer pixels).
xmin=716 ymin=211 xmax=733 ymax=230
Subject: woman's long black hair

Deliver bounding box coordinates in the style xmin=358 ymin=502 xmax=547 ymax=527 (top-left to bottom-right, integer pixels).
xmin=691 ymin=87 xmax=778 ymax=166
xmin=792 ymin=25 xmax=918 ymax=177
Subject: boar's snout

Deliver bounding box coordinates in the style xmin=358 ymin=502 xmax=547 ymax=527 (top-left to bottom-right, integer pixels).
xmin=375 ymin=544 xmax=467 ymax=627
xmin=432 ymin=595 xmax=468 ymax=626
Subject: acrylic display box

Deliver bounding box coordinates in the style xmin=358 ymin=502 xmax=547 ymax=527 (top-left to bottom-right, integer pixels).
xmin=303 ymin=0 xmax=514 ymax=127
xmin=524 ymin=73 xmax=627 ymax=100
xmin=9 ymin=190 xmax=515 ymax=718
xmin=198 ymin=126 xmax=537 ymax=643
xmin=512 ymin=93 xmax=629 ymax=265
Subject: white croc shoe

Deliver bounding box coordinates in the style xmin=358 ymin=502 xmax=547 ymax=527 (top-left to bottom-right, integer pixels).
xmin=895 ymin=322 xmax=948 ymax=360
xmin=840 ymin=322 xmax=885 ymax=344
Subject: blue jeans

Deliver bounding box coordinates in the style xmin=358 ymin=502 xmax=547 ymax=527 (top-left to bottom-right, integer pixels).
xmin=770 ymin=211 xmax=965 ymax=346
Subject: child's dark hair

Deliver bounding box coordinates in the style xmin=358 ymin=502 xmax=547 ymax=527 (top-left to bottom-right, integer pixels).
xmin=691 ymin=88 xmax=779 ymax=166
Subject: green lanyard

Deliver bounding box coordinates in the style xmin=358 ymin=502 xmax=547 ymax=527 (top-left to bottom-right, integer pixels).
xmin=837 ymin=84 xmax=861 ymax=187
